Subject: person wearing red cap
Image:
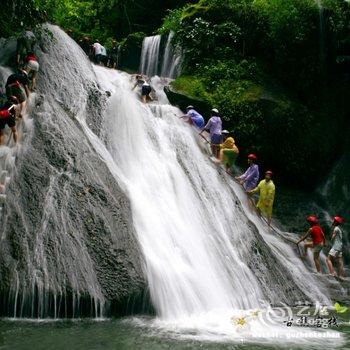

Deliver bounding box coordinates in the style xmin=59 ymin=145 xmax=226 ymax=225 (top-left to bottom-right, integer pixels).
xmin=326 ymin=216 xmax=345 ymax=278
xmin=248 ymin=170 xmax=275 ymax=226
xmin=235 ymin=154 xmax=259 ymax=191
xmin=0 ymin=96 xmax=19 ymax=145
xmin=297 ymin=215 xmax=326 ymax=273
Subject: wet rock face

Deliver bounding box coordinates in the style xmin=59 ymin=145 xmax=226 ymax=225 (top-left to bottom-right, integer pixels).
xmin=0 ymin=25 xmax=146 ymax=317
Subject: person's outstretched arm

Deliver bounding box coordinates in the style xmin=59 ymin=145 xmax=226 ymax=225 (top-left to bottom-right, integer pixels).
xmin=297 ymin=229 xmax=311 ymax=244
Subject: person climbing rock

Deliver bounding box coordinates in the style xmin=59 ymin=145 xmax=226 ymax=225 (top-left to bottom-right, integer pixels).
xmin=16 ymin=29 xmax=36 ymax=65
xmin=215 ymin=130 xmax=239 ymax=173
xmin=200 ymin=108 xmax=222 ymax=158
xmin=5 ymin=67 xmax=31 ymax=116
xmin=132 ymin=75 xmax=152 ymax=104
xmin=25 ymin=52 xmax=39 ymax=91
xmin=235 ymin=154 xmax=259 ymax=191
xmin=297 ymin=215 xmax=326 ymax=273
xmin=326 ymin=216 xmax=345 ymax=279
xmin=181 ymin=106 xmax=205 ymax=129
xmin=80 ymin=36 xmax=91 ymax=56
xmin=108 ymin=40 xmax=119 ymax=69
xmin=0 ymin=96 xmax=19 ymax=145
xmin=248 ymin=170 xmax=275 ymax=226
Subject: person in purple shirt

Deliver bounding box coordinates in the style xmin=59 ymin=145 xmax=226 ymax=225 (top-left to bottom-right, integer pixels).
xmin=235 ymin=153 xmax=260 ymax=191
xmin=200 ymin=108 xmax=222 ymax=158
xmin=181 ymin=105 xmax=205 ymax=129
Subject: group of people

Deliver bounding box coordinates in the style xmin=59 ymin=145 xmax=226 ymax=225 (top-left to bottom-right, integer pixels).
xmin=0 ymin=29 xmax=40 ymax=145
xmin=181 ymin=105 xmax=346 ymax=279
xmin=298 ymin=215 xmax=345 ymax=279
xmin=182 ymin=105 xmax=276 ymax=226
xmin=78 ymin=36 xmax=119 ymax=69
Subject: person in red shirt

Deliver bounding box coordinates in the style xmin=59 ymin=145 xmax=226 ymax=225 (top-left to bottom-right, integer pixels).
xmin=0 ymin=96 xmax=19 ymax=145
xmin=297 ymin=215 xmax=326 ymax=273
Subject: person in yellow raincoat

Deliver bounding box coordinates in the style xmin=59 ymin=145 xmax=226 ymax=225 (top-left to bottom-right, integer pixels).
xmin=248 ymin=170 xmax=275 ymax=226
xmin=214 ymin=130 xmax=239 ymax=173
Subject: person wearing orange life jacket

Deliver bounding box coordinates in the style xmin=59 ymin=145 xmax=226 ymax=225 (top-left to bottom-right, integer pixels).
xmin=25 ymin=52 xmax=39 ymax=91
xmin=0 ymin=96 xmax=19 ymax=145
xmin=326 ymin=216 xmax=345 ymax=279
xmin=297 ymin=215 xmax=326 ymax=273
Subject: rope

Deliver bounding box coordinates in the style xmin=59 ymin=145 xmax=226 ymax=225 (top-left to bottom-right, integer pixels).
xmin=191 ymin=124 xmax=299 ymax=248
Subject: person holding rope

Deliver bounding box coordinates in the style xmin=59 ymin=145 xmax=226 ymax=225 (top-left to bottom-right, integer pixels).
xmin=200 ymin=108 xmax=222 ymax=158
xmin=214 ymin=130 xmax=239 ymax=174
xmin=248 ymin=170 xmax=275 ymax=227
xmin=235 ymin=154 xmax=259 ymax=191
xmin=297 ymin=215 xmax=326 ymax=273
xmin=0 ymin=96 xmax=19 ymax=145
xmin=181 ymin=106 xmax=205 ymax=129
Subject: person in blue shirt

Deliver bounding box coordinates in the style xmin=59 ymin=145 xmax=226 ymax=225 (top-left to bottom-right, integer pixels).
xmin=181 ymin=106 xmax=205 ymax=129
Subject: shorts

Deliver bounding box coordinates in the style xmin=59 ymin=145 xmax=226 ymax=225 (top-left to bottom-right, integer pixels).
xmin=26 ymin=60 xmax=39 ymax=72
xmin=328 ymin=248 xmax=342 ymax=258
xmin=0 ymin=116 xmax=16 ymax=130
xmin=191 ymin=116 xmax=205 ymax=129
xmin=6 ymin=85 xmax=26 ymax=103
xmin=222 ymin=149 xmax=238 ymax=168
xmin=210 ymin=133 xmax=223 ymax=145
xmin=109 ymin=54 xmax=118 ymax=64
xmin=312 ymin=244 xmax=323 ymax=254
xmin=141 ymin=85 xmax=152 ymax=96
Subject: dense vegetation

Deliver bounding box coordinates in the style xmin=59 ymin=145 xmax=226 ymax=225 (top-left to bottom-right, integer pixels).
xmin=163 ymin=0 xmax=350 ymax=187
xmin=1 ymin=0 xmax=349 ymax=188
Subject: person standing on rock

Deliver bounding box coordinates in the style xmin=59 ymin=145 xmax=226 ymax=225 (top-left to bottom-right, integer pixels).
xmin=235 ymin=154 xmax=259 ymax=191
xmin=25 ymin=52 xmax=39 ymax=91
xmin=200 ymin=108 xmax=222 ymax=158
xmin=214 ymin=130 xmax=239 ymax=173
xmin=181 ymin=106 xmax=205 ymax=129
xmin=326 ymin=216 xmax=345 ymax=279
xmin=16 ymin=29 xmax=36 ymax=65
xmin=0 ymin=96 xmax=19 ymax=145
xmin=297 ymin=215 xmax=326 ymax=273
xmin=92 ymin=40 xmax=103 ymax=64
xmin=5 ymin=67 xmax=31 ymax=116
xmin=248 ymin=170 xmax=275 ymax=226
xmin=108 ymin=40 xmax=119 ymax=69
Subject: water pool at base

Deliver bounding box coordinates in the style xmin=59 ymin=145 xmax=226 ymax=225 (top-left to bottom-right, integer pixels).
xmin=0 ymin=318 xmax=349 ymax=350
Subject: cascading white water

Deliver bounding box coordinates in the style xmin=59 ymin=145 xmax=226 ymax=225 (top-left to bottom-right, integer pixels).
xmin=75 ymin=62 xmax=344 ymax=344
xmin=161 ymin=32 xmax=181 ymax=79
xmin=139 ymin=35 xmax=161 ymax=77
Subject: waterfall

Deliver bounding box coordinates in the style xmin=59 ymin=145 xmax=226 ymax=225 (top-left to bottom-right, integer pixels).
xmin=161 ymin=32 xmax=181 ymax=79
xmin=91 ymin=67 xmax=341 ymax=343
xmin=139 ymin=33 xmax=181 ymax=78
xmin=0 ymin=26 xmax=344 ymax=345
xmin=139 ymin=35 xmax=161 ymax=77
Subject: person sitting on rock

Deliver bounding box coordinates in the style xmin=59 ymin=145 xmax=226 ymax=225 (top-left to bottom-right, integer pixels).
xmin=181 ymin=105 xmax=205 ymax=129
xmin=297 ymin=215 xmax=326 ymax=273
xmin=0 ymin=96 xmax=19 ymax=145
xmin=132 ymin=74 xmax=152 ymax=104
